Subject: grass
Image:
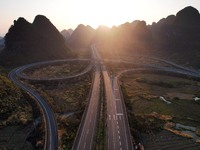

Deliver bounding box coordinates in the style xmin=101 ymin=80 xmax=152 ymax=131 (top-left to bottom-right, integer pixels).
xmin=94 ymin=74 xmax=106 ymax=150
xmin=0 ymin=74 xmax=33 ymax=126
xmin=121 ymin=73 xmax=200 ymax=138
xmin=24 ymin=61 xmax=89 ymax=79
xmin=31 ymin=74 xmax=92 ymax=113
xmin=59 ymin=113 xmax=82 ymax=150
xmin=24 ymin=72 xmax=92 ymax=149
xmin=0 ymin=67 xmax=44 ymax=149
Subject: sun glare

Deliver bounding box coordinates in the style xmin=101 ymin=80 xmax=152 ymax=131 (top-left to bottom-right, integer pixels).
xmin=70 ymin=0 xmax=137 ymax=28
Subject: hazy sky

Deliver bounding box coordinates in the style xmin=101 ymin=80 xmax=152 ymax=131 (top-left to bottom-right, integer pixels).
xmin=0 ymin=0 xmax=200 ymax=36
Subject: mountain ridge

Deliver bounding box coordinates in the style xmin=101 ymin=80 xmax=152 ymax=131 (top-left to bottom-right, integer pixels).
xmin=0 ymin=15 xmax=73 ymax=67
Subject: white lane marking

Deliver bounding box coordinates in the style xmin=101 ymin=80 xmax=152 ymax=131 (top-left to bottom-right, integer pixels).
xmin=109 ymin=115 xmax=111 ymax=120
xmin=119 ymin=136 xmax=121 ymax=139
xmin=115 ymin=98 xmax=120 ymax=101
xmin=118 ymin=130 xmax=120 ymax=134
xmin=119 ymin=141 xmax=121 ymax=146
xmin=116 ymin=113 xmax=123 ymax=116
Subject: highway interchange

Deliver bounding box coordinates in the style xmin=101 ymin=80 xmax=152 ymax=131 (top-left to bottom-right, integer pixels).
xmin=9 ymin=44 xmax=200 ymax=150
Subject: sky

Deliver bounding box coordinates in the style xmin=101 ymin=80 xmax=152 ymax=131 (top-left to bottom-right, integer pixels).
xmin=0 ymin=0 xmax=200 ymax=37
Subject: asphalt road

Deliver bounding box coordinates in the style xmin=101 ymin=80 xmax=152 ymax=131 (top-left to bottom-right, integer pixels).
xmin=72 ymin=45 xmax=101 ymax=150
xmin=15 ymin=58 xmax=92 ymax=82
xmin=93 ymin=45 xmax=133 ymax=150
xmin=9 ymin=58 xmax=94 ymax=150
xmin=8 ymin=44 xmax=200 ymax=150
xmin=9 ymin=69 xmax=58 ymax=150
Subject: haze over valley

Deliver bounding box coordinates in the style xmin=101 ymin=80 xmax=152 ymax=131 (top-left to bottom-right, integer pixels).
xmin=0 ymin=1 xmax=200 ymax=150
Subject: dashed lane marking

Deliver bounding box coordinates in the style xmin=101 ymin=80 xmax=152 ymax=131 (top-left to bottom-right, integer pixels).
xmin=109 ymin=115 xmax=111 ymax=120
xmin=116 ymin=113 xmax=123 ymax=116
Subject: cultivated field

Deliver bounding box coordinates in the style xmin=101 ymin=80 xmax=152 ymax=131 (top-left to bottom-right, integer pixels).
xmin=121 ymin=73 xmax=200 ymax=149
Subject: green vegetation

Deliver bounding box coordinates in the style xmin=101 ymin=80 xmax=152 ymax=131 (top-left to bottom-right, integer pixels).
xmin=24 ymin=61 xmax=89 ymax=79
xmin=121 ymin=73 xmax=200 ymax=142
xmin=0 ymin=75 xmax=33 ymax=126
xmin=135 ymin=77 xmax=175 ymax=88
xmin=32 ymin=75 xmax=91 ymax=113
xmin=59 ymin=113 xmax=82 ymax=150
xmin=24 ymin=73 xmax=92 ymax=149
xmin=0 ymin=69 xmax=44 ymax=149
xmin=94 ymin=74 xmax=106 ymax=150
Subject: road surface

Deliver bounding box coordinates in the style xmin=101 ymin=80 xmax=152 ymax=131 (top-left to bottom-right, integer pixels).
xmin=72 ymin=45 xmax=101 ymax=150
xmin=9 ymin=69 xmax=58 ymax=150
xmin=15 ymin=58 xmax=92 ymax=82
xmin=92 ymin=45 xmax=133 ymax=150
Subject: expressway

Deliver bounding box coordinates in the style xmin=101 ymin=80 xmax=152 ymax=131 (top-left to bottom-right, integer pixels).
xmin=8 ymin=43 xmax=200 ymax=150
xmin=8 ymin=69 xmax=58 ymax=150
xmin=72 ymin=45 xmax=101 ymax=150
xmin=92 ymin=45 xmax=133 ymax=150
